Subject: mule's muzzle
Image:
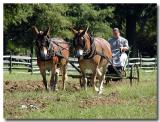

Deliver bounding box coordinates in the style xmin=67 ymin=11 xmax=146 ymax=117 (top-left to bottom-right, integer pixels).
xmin=75 ymin=49 xmax=84 ymax=60
xmin=39 ymin=47 xmax=51 ymax=61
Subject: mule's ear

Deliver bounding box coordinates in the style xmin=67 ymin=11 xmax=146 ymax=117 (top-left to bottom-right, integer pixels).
xmin=44 ymin=27 xmax=50 ymax=36
xmin=84 ymin=27 xmax=89 ymax=34
xmin=32 ymin=26 xmax=39 ymax=35
xmin=81 ymin=27 xmax=89 ymax=35
xmin=70 ymin=27 xmax=78 ymax=34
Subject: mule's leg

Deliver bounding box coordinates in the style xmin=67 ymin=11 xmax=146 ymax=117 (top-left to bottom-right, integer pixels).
xmin=84 ymin=75 xmax=88 ymax=90
xmin=61 ymin=65 xmax=68 ymax=90
xmin=80 ymin=72 xmax=87 ymax=90
xmin=93 ymin=68 xmax=103 ymax=92
xmin=91 ymin=66 xmax=99 ymax=92
xmin=50 ymin=65 xmax=58 ymax=91
xmin=40 ymin=68 xmax=48 ymax=91
xmin=60 ymin=58 xmax=68 ymax=90
xmin=96 ymin=68 xmax=102 ymax=79
xmin=99 ymin=66 xmax=107 ymax=94
xmin=91 ymin=67 xmax=99 ymax=92
xmin=79 ymin=65 xmax=87 ymax=90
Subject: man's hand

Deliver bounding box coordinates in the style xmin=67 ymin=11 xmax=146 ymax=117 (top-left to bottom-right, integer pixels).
xmin=120 ymin=47 xmax=124 ymax=52
xmin=120 ymin=47 xmax=128 ymax=52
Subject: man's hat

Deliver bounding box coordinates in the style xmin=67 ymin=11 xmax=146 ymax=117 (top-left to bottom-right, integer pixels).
xmin=113 ymin=28 xmax=119 ymax=32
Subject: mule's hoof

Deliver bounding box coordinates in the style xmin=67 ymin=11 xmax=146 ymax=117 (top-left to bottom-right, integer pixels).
xmin=98 ymin=90 xmax=103 ymax=95
xmin=94 ymin=87 xmax=99 ymax=92
xmin=62 ymin=89 xmax=66 ymax=91
xmin=50 ymin=87 xmax=58 ymax=91
xmin=62 ymin=87 xmax=66 ymax=91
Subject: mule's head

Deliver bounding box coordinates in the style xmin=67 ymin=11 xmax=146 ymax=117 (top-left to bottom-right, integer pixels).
xmin=71 ymin=27 xmax=92 ymax=59
xmin=32 ymin=26 xmax=51 ymax=59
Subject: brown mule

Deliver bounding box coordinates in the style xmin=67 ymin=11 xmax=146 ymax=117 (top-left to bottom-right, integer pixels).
xmin=32 ymin=26 xmax=69 ymax=91
xmin=71 ymin=27 xmax=112 ymax=94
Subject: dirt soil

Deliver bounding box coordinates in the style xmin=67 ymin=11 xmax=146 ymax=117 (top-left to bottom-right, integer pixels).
xmin=4 ymin=79 xmax=82 ymax=93
xmin=4 ymin=79 xmax=157 ymax=119
xmin=4 ymin=80 xmax=45 ymax=92
xmin=79 ymin=91 xmax=127 ymax=108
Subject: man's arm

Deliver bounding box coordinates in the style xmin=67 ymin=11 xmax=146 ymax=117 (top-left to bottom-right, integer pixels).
xmin=120 ymin=38 xmax=129 ymax=52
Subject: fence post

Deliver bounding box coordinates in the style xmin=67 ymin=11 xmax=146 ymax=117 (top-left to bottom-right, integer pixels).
xmin=9 ymin=51 xmax=12 ymax=73
xmin=140 ymin=55 xmax=142 ymax=68
xmin=30 ymin=53 xmax=33 ymax=75
xmin=137 ymin=50 xmax=140 ymax=58
xmin=155 ymin=56 xmax=157 ymax=70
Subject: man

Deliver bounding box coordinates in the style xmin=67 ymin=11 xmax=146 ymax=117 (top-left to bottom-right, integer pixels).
xmin=108 ymin=28 xmax=129 ymax=70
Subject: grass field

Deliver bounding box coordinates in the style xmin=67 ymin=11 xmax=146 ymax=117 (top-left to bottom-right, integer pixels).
xmin=3 ymin=70 xmax=157 ymax=120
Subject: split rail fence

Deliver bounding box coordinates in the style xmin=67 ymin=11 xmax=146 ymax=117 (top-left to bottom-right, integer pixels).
xmin=3 ymin=54 xmax=157 ymax=75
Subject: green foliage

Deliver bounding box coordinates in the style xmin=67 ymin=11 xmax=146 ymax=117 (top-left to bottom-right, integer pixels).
xmin=4 ymin=4 xmax=114 ymax=53
xmin=4 ymin=4 xmax=34 ymax=31
xmin=3 ymin=4 xmax=157 ymax=57
xmin=112 ymin=4 xmax=157 ymax=57
xmin=6 ymin=39 xmax=20 ymax=54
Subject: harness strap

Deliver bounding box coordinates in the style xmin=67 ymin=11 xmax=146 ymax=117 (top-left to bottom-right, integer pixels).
xmin=43 ymin=38 xmax=70 ymax=61
xmin=96 ymin=51 xmax=122 ymax=76
xmin=83 ymin=35 xmax=96 ymax=59
xmin=53 ymin=52 xmax=81 ymax=73
xmin=48 ymin=39 xmax=70 ymax=52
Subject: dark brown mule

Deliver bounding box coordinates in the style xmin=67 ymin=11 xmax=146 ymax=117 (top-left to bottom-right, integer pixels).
xmin=71 ymin=28 xmax=112 ymax=94
xmin=32 ymin=26 xmax=69 ymax=91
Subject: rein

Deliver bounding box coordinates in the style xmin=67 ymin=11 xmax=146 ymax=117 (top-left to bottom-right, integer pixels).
xmin=95 ymin=51 xmax=122 ymax=76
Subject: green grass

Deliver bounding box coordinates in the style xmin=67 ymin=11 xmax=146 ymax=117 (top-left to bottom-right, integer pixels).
xmin=3 ymin=70 xmax=157 ymax=120
xmin=4 ymin=71 xmax=47 ymax=81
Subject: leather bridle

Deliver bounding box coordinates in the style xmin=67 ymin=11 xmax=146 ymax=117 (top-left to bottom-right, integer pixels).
xmin=74 ymin=32 xmax=96 ymax=59
xmin=35 ymin=35 xmax=51 ymax=61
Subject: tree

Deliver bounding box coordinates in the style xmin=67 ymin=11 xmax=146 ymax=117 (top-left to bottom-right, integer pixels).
xmin=4 ymin=4 xmax=114 ymax=55
xmin=113 ymin=4 xmax=157 ymax=57
xmin=4 ymin=4 xmax=34 ymax=54
xmin=4 ymin=4 xmax=157 ymax=57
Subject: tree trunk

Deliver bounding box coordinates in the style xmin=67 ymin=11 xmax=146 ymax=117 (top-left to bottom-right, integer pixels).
xmin=3 ymin=32 xmax=8 ymax=55
xmin=126 ymin=13 xmax=137 ymax=57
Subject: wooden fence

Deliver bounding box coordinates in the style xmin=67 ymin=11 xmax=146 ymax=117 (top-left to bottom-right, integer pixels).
xmin=3 ymin=54 xmax=157 ymax=75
